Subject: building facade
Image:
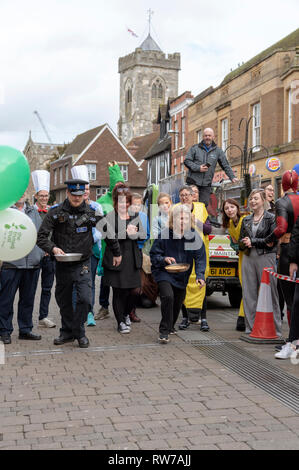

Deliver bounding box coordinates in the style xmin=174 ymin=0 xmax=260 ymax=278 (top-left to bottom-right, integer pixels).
xmin=118 ymin=34 xmax=180 ymax=145
xmin=187 ymin=29 xmax=299 ymax=197
xmin=50 ymin=124 xmax=147 ymax=203
xmin=169 ymin=91 xmax=194 ymax=175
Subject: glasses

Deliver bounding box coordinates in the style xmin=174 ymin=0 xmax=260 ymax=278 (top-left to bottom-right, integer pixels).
xmin=117 ymin=187 xmax=129 ymax=193
xmin=180 ymin=193 xmax=192 ymax=198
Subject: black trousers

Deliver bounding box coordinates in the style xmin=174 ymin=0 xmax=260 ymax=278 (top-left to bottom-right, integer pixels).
xmin=112 ymin=287 xmax=141 ymax=325
xmin=39 ymin=256 xmax=55 ymax=320
xmin=158 ymin=281 xmax=186 ymax=335
xmin=55 ymin=260 xmax=92 ymax=339
xmin=0 ymin=268 xmax=40 ymax=336
xmin=278 ymin=244 xmax=295 ymax=314
xmin=196 ymin=186 xmax=211 ymax=207
xmin=289 ymin=284 xmax=299 ymax=343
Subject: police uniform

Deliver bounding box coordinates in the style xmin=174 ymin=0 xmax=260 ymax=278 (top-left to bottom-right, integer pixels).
xmin=37 ymin=179 xmax=120 ymax=348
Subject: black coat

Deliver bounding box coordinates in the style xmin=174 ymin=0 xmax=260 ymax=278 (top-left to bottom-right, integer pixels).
xmin=239 ymin=211 xmax=277 ymax=256
xmin=150 ymin=228 xmax=206 ymax=289
xmin=102 ymin=211 xmax=146 ymax=289
xmin=37 ymin=199 xmax=119 ymax=262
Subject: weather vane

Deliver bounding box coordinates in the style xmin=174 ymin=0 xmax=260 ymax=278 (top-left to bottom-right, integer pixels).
xmin=147 ymin=8 xmax=154 ymax=35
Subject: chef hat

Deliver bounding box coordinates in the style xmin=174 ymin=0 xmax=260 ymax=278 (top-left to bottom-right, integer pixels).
xmin=32 ymin=170 xmax=50 ymax=193
xmin=71 ymin=165 xmax=89 ymax=183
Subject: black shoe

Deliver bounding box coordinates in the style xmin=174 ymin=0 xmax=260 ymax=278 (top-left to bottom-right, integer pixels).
xmin=200 ymin=320 xmax=210 ymax=332
xmin=53 ymin=336 xmax=74 ymax=346
xmin=170 ymin=328 xmax=177 ymax=335
xmin=78 ymin=337 xmax=89 ymax=348
xmin=0 ymin=335 xmax=11 ymax=345
xmin=19 ymin=332 xmax=42 ymax=341
xmin=236 ymin=316 xmax=246 ymax=332
xmin=179 ymin=318 xmax=190 ymax=330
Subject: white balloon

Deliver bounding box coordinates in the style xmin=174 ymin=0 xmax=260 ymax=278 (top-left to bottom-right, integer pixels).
xmin=0 ymin=208 xmax=37 ymax=261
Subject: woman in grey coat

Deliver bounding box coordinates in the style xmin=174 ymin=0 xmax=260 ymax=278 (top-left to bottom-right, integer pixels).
xmin=239 ymin=189 xmax=282 ymax=337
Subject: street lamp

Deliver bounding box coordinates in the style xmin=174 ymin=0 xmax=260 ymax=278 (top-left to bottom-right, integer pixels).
xmin=225 ymin=116 xmax=269 ymax=206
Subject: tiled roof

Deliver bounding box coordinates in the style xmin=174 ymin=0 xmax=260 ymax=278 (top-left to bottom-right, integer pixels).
xmin=126 ymin=132 xmax=160 ymax=161
xmin=64 ymin=124 xmax=106 ymax=157
xmin=145 ymin=136 xmax=171 ymax=160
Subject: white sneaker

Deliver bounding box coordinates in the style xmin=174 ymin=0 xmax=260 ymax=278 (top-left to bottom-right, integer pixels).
xmin=275 ymin=342 xmax=294 ymax=359
xmin=125 ymin=315 xmax=131 ymax=328
xmin=118 ymin=322 xmax=130 ymax=334
xmin=39 ymin=318 xmax=56 ymax=328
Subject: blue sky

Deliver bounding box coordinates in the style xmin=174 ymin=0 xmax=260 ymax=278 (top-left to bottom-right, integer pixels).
xmin=0 ymin=0 xmax=298 ymax=150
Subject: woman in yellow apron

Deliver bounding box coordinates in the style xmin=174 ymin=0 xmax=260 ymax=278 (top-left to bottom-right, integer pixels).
xmin=177 ymin=186 xmax=211 ymax=332
xmin=222 ymin=199 xmax=246 ymax=331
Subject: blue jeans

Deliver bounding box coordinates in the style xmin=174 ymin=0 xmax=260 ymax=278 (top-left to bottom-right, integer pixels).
xmin=0 ymin=268 xmax=40 ymax=336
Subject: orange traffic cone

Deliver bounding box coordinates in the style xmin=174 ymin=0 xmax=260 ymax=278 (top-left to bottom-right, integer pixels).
xmin=241 ymin=268 xmax=284 ymax=344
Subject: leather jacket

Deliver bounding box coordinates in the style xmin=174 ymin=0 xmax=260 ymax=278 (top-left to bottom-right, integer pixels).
xmin=239 ymin=211 xmax=277 ymax=256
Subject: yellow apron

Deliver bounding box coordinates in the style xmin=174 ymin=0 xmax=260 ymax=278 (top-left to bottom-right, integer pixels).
xmin=228 ymin=216 xmax=246 ymax=318
xmin=181 ymin=203 xmax=209 ymax=313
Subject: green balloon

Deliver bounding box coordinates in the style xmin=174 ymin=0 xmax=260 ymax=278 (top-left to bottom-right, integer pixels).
xmin=0 ymin=146 xmax=30 ymax=210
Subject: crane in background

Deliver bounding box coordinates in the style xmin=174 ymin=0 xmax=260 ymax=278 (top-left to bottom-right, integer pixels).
xmin=33 ymin=110 xmax=53 ymax=144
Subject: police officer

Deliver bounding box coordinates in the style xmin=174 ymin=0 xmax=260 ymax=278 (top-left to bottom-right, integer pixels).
xmin=37 ymin=179 xmax=121 ymax=348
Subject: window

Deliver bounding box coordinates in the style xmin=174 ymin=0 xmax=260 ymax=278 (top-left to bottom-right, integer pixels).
xmin=221 ymin=118 xmax=228 ymax=152
xmin=288 ymin=89 xmax=292 ymax=143
xmin=96 ymin=187 xmax=108 ymax=199
xmin=59 ymin=167 xmax=63 ymax=184
xmin=173 ymin=158 xmax=177 ymax=175
xmin=54 ymin=169 xmax=57 ymax=186
xmin=252 ymin=103 xmax=261 ymax=151
xmin=181 ymin=117 xmax=186 ymax=148
xmin=125 ymin=82 xmax=132 ymax=117
xmin=65 ymin=164 xmax=69 ymax=180
xmin=152 ymin=79 xmax=164 ymax=101
xmin=174 ymin=121 xmax=179 ymax=150
xmin=197 ymin=129 xmax=203 ymax=144
xmin=119 ymin=164 xmax=128 ymax=182
xmin=148 ymin=160 xmax=157 ymax=185
xmin=87 ymin=164 xmax=96 ymax=181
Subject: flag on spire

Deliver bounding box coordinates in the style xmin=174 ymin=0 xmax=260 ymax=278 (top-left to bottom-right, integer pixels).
xmin=127 ymin=28 xmax=138 ymax=38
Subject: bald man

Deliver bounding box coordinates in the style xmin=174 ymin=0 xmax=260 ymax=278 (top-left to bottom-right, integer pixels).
xmin=184 ymin=128 xmax=237 ymax=206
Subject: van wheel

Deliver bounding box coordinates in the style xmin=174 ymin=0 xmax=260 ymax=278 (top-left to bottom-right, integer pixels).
xmin=228 ymin=288 xmax=242 ymax=308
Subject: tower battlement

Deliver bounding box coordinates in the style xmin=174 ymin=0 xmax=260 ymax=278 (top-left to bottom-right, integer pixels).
xmin=119 ymin=49 xmax=181 ymax=73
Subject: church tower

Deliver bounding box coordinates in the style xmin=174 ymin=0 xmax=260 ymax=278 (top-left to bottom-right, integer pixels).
xmin=118 ymin=19 xmax=180 ymax=145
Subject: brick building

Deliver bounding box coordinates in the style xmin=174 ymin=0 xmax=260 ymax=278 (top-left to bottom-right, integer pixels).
xmin=187 ymin=28 xmax=299 ymax=197
xmin=169 ymin=91 xmax=194 ymax=175
xmin=50 ymin=124 xmax=147 ymax=203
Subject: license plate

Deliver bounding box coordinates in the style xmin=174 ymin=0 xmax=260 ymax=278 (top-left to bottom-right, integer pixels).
xmin=209 ymin=267 xmax=236 ymax=277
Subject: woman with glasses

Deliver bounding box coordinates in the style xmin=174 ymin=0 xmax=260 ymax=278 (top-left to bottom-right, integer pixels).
xmin=102 ymin=184 xmax=146 ymax=334
xmin=150 ymin=204 xmax=206 ymax=344
xmin=239 ymin=189 xmax=281 ymax=336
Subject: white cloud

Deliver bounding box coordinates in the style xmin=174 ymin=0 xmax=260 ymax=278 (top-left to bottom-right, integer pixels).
xmin=0 ymin=0 xmax=298 ymax=150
